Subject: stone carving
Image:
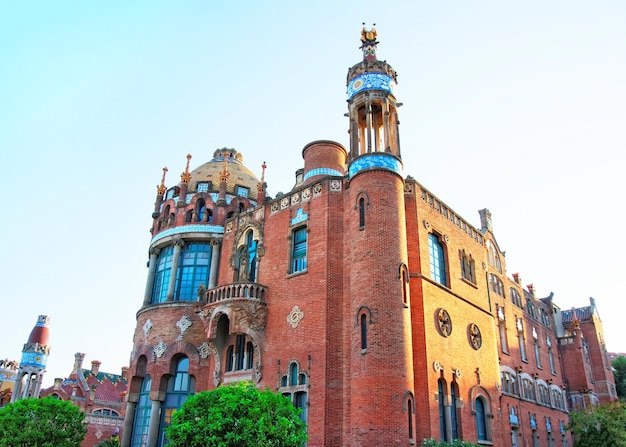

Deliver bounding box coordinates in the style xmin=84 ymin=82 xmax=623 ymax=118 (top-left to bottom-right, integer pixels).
xmin=198 ymin=342 xmax=210 ymax=359
xmin=329 ymin=179 xmax=342 ymax=192
xmin=281 ymin=196 xmax=290 ymax=209
xmin=404 ymin=181 xmax=414 ymax=194
xmin=468 ymin=323 xmax=482 ymax=350
xmin=436 ymin=308 xmax=452 ymax=337
xmin=301 ymin=188 xmax=311 ymax=201
xmin=291 ymin=193 xmax=300 ymax=205
xmin=225 ymin=221 xmax=233 ymax=233
xmin=143 ymin=319 xmax=153 ymax=337
xmin=287 ymin=306 xmax=304 ymax=328
xmin=154 ymin=341 xmax=167 ymax=358
xmin=312 ymin=183 xmax=322 ymax=197
xmin=176 ymin=316 xmax=192 ymax=340
xmin=231 ymin=302 xmax=268 ymax=333
xmin=271 ymin=202 xmax=279 ymax=213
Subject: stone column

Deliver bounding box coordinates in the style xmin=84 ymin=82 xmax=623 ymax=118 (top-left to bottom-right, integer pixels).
xmin=120 ymin=401 xmax=136 ymax=447
xmin=166 ymin=239 xmax=185 ymax=301
xmin=146 ymin=399 xmax=162 ymax=447
xmin=143 ymin=248 xmax=161 ymax=306
xmin=365 ymin=99 xmax=372 ymax=153
xmin=209 ymin=241 xmax=220 ymax=289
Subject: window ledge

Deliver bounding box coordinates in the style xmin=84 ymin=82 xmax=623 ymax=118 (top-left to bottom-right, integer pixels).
xmin=460 ymin=277 xmax=478 ymax=289
xmin=287 ymin=269 xmax=308 ymax=279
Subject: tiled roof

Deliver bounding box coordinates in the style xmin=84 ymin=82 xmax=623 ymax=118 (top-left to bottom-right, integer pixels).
xmin=81 ymin=369 xmax=128 ymax=403
xmin=562 ymin=306 xmax=593 ymax=324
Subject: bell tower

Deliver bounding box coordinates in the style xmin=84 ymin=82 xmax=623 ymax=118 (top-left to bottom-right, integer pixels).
xmin=12 ymin=315 xmax=51 ymax=402
xmin=345 ymin=26 xmax=415 ymax=446
xmin=347 ymin=24 xmax=401 ymax=160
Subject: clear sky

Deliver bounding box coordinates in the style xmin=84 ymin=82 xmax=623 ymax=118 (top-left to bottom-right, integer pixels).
xmin=1 ymin=1 xmax=625 ymax=386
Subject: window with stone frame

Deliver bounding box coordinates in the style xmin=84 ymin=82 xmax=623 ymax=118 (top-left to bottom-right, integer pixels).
xmin=291 ymin=226 xmax=308 ymax=274
xmin=428 ymin=233 xmax=448 ymax=286
xmin=460 ymin=250 xmax=476 ymax=284
xmin=510 ymin=288 xmax=523 ymax=308
xmin=489 ymin=274 xmax=505 ymax=297
xmin=279 ymin=362 xmax=308 ymax=424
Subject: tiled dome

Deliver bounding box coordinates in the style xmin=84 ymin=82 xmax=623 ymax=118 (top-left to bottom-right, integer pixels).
xmin=187 ymin=148 xmax=261 ymax=200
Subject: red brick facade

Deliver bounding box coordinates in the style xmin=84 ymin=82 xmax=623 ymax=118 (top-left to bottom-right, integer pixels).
xmin=121 ymin=29 xmax=615 ymax=447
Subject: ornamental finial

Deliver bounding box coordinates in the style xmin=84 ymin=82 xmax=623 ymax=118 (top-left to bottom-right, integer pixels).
xmin=261 ymin=161 xmax=267 ymax=183
xmin=157 ymin=167 xmax=168 ymax=194
xmin=181 ymin=153 xmax=192 ymax=184
xmin=220 ymin=155 xmax=230 ymax=182
xmin=360 ymin=23 xmax=378 ymax=61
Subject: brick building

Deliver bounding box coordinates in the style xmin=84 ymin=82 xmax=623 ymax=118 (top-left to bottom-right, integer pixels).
xmin=40 ymin=353 xmax=128 ymax=447
xmin=121 ymin=27 xmax=615 ymax=447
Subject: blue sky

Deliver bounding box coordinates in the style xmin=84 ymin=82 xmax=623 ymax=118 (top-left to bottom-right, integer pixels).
xmin=1 ymin=1 xmax=625 ymax=385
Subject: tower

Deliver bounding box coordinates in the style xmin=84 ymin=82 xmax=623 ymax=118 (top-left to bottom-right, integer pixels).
xmin=11 ymin=315 xmax=51 ymax=402
xmin=345 ymin=25 xmax=416 ymax=445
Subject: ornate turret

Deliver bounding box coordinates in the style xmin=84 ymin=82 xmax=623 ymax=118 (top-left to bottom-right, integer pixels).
xmin=346 ymin=24 xmax=402 ymax=174
xmin=11 ymin=315 xmax=51 ymax=402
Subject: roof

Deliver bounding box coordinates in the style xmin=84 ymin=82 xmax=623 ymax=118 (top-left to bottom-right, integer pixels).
xmin=185 ymin=148 xmax=261 ymax=200
xmin=82 ymin=369 xmax=128 ymax=402
xmin=562 ymin=306 xmax=593 ymax=324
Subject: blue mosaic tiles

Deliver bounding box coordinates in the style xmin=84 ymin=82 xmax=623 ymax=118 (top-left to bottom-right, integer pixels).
xmin=151 ymin=224 xmax=224 ymax=244
xmin=303 ymin=168 xmax=343 ymax=181
xmin=347 ymin=73 xmax=396 ymax=100
xmin=348 ymin=154 xmax=403 ymax=179
xmin=291 ymin=208 xmax=308 ymax=226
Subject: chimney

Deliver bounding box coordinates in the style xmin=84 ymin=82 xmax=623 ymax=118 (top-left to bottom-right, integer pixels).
xmin=53 ymin=378 xmax=62 ymax=390
xmin=527 ymin=284 xmax=535 ymax=296
xmin=91 ymin=360 xmax=101 ymax=375
xmin=512 ymin=273 xmax=521 ymax=285
xmin=73 ymin=353 xmax=85 ymax=373
xmin=478 ymin=208 xmax=493 ymax=232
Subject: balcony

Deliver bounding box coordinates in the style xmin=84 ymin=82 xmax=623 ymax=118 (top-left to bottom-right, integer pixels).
xmin=204 ymin=283 xmax=267 ymax=304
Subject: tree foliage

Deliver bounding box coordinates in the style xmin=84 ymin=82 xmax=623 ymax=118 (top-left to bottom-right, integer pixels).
xmin=612 ymin=355 xmax=626 ymax=400
xmin=165 ymin=381 xmax=307 ymax=447
xmin=0 ymin=397 xmax=87 ymax=447
xmin=568 ymin=401 xmax=626 ymax=447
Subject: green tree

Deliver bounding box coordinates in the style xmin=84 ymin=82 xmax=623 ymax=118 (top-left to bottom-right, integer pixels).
xmin=165 ymin=381 xmax=307 ymax=447
xmin=612 ymin=355 xmax=626 ymax=400
xmin=0 ymin=397 xmax=87 ymax=447
xmin=568 ymin=401 xmax=626 ymax=447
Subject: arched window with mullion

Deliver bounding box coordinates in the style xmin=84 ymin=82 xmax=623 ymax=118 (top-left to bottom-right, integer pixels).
xmin=159 ymin=357 xmax=195 ymax=447
xmin=151 ymin=247 xmax=173 ymax=304
xmin=130 ymin=375 xmax=152 ymax=447
xmin=475 ymin=397 xmax=488 ymax=441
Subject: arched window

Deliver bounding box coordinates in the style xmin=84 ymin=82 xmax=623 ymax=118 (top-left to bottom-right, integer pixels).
xmin=279 ymin=362 xmax=308 ymax=424
xmin=428 ymin=233 xmax=447 ymax=286
xmin=360 ymin=313 xmax=368 ymax=350
xmin=359 ymin=197 xmax=365 ymax=229
xmin=130 ymin=375 xmax=152 ymax=447
xmin=151 ymin=246 xmax=173 ymax=304
xmin=407 ymin=397 xmax=414 ymax=441
xmin=450 ymin=381 xmax=460 ymax=440
xmin=196 ymin=199 xmax=206 ymax=222
xmin=487 ymin=240 xmax=502 ymax=273
xmin=185 ymin=210 xmax=193 ymax=223
xmin=510 ymin=288 xmax=523 ymax=307
xmin=475 ymin=397 xmax=488 ymax=441
xmin=175 ymin=243 xmax=211 ymax=301
xmin=438 ymin=378 xmax=448 ymax=441
xmin=460 ymin=250 xmax=476 ymax=284
xmin=159 ymin=357 xmax=195 ymax=447
xmin=225 ymin=335 xmax=254 ymax=372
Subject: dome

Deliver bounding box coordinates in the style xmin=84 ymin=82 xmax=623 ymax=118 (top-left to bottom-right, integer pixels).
xmin=27 ymin=315 xmax=50 ymax=346
xmin=187 ymin=148 xmax=261 ymax=201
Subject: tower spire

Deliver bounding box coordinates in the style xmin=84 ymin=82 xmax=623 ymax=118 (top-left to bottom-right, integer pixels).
xmin=157 ymin=167 xmax=168 ymax=195
xmin=181 ymin=154 xmax=192 ymax=184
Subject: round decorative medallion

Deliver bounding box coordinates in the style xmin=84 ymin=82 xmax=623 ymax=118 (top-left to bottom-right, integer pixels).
xmin=287 ymin=306 xmax=304 ymax=328
xmin=468 ymin=323 xmax=482 ymax=350
xmin=436 ymin=308 xmax=452 ymax=337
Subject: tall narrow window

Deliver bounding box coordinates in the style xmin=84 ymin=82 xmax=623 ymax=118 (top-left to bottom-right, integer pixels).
xmin=151 ymin=246 xmax=173 ymax=304
xmin=292 ymin=227 xmax=307 ymax=273
xmin=130 ymin=375 xmax=152 ymax=447
xmin=548 ymin=348 xmax=556 ymax=375
xmin=235 ymin=334 xmax=246 ymax=371
xmin=359 ymin=197 xmax=365 ymax=229
xmin=196 ymin=199 xmax=206 ymax=222
xmin=428 ymin=233 xmax=447 ymax=286
xmin=475 ymin=397 xmax=488 ymax=441
xmin=535 ymin=341 xmax=542 ymax=369
xmin=360 ymin=313 xmax=367 ymax=350
xmin=159 ymin=357 xmax=194 ymax=447
xmin=438 ymin=378 xmax=448 ymax=441
xmin=460 ymin=251 xmax=476 ymax=284
xmin=407 ymin=397 xmax=414 ymax=441
xmin=450 ymin=382 xmax=459 ymax=440
xmin=279 ymin=362 xmax=308 ymax=425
